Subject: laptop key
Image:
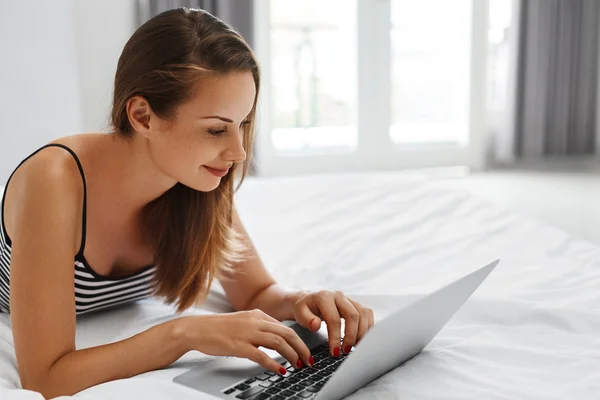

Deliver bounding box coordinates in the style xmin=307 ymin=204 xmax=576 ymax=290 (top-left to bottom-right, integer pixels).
xmin=298 ymin=391 xmax=314 ymax=398
xmin=244 ymin=378 xmax=256 ymax=384
xmin=266 ymin=387 xmax=281 ymax=395
xmin=307 ymin=386 xmax=320 ymax=393
xmin=313 ymin=362 xmax=326 ymax=370
xmin=234 ymin=383 xmax=251 ymax=391
xmin=290 ymin=384 xmax=305 ymax=391
xmin=268 ymin=375 xmax=284 ymax=383
xmin=274 ymin=382 xmax=291 ymax=389
xmin=235 ymin=386 xmax=264 ymax=399
xmin=270 ymin=396 xmax=286 ymax=400
xmin=281 ymin=390 xmax=296 ymax=397
xmin=223 ymin=388 xmax=236 ymax=395
xmin=264 ymin=371 xmax=275 ymax=376
xmin=255 ymin=374 xmax=270 ymax=381
xmin=252 ymin=394 xmax=271 ymax=400
xmin=259 ymin=381 xmax=273 ymax=388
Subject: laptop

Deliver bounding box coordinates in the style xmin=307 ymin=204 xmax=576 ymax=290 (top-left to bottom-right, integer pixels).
xmin=173 ymin=259 xmax=499 ymax=400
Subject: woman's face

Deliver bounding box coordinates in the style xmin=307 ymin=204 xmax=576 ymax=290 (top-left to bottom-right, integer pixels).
xmin=147 ymin=71 xmax=256 ymax=192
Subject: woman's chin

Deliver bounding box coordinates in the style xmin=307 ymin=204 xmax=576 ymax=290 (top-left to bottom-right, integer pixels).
xmin=186 ymin=179 xmax=220 ymax=192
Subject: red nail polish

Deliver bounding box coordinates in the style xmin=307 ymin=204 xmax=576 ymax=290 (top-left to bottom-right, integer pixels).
xmin=344 ymin=345 xmax=352 ymax=354
xmin=309 ymin=318 xmax=317 ymax=329
xmin=296 ymin=359 xmax=303 ymax=369
xmin=279 ymin=367 xmax=287 ymax=375
xmin=333 ymin=347 xmax=340 ymax=357
xmin=309 ymin=356 xmax=315 ymax=366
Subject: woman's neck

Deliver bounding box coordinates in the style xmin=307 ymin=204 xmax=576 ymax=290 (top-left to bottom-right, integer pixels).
xmin=95 ymin=133 xmax=178 ymax=211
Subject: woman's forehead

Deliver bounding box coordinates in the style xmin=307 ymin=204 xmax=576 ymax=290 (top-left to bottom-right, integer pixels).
xmin=183 ymin=72 xmax=256 ymax=120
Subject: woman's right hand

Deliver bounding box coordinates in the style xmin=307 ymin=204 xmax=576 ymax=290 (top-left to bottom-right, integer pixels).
xmin=179 ymin=309 xmax=315 ymax=375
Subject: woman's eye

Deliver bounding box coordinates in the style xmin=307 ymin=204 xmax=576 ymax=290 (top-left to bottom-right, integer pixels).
xmin=208 ymin=129 xmax=226 ymax=136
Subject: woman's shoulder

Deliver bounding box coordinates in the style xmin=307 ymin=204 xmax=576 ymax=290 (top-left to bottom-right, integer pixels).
xmin=13 ymin=137 xmax=88 ymax=189
xmin=3 ymin=137 xmax=90 ymax=241
xmin=18 ymin=133 xmax=107 ymax=184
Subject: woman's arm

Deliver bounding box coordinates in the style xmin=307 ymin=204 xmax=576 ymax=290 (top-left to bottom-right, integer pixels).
xmin=6 ymin=149 xmax=186 ymax=398
xmin=219 ymin=207 xmax=375 ymax=359
xmin=218 ymin=206 xmax=304 ymax=321
xmin=37 ymin=319 xmax=187 ymax=398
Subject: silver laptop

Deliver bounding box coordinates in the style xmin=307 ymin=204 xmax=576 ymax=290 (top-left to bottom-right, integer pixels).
xmin=173 ymin=259 xmax=499 ymax=400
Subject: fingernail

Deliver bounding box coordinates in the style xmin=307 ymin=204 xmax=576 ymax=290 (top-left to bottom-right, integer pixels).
xmin=309 ymin=356 xmax=315 ymax=366
xmin=279 ymin=367 xmax=287 ymax=375
xmin=309 ymin=318 xmax=317 ymax=329
xmin=296 ymin=359 xmax=303 ymax=369
xmin=333 ymin=347 xmax=340 ymax=357
xmin=344 ymin=345 xmax=352 ymax=354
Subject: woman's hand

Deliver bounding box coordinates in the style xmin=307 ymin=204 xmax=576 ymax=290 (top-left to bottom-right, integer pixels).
xmin=291 ymin=290 xmax=375 ymax=357
xmin=181 ymin=310 xmax=314 ymax=375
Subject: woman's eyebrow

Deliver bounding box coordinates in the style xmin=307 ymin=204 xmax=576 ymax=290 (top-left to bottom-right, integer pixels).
xmin=201 ymin=115 xmax=234 ymax=123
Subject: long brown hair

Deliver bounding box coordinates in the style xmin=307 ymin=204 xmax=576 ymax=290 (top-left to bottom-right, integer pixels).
xmin=111 ymin=8 xmax=259 ymax=313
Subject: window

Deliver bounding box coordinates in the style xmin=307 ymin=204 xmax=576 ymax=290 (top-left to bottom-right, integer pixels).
xmin=254 ymin=0 xmax=497 ymax=176
xmin=269 ymin=0 xmax=357 ymax=153
xmin=390 ymin=0 xmax=472 ymax=145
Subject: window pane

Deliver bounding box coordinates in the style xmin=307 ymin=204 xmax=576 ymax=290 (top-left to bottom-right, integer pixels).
xmin=487 ymin=0 xmax=513 ymax=114
xmin=390 ymin=0 xmax=472 ymax=145
xmin=270 ymin=0 xmax=357 ymax=153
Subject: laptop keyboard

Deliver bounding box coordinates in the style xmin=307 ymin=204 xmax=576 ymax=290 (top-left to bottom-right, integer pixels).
xmin=221 ymin=340 xmax=351 ymax=399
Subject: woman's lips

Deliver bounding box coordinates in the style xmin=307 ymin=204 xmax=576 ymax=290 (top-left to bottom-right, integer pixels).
xmin=204 ymin=166 xmax=229 ymax=177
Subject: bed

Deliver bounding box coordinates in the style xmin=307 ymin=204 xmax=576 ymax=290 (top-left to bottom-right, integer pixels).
xmin=1 ymin=170 xmax=600 ymax=399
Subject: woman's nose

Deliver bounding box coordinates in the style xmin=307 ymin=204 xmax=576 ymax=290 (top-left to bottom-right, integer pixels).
xmin=224 ymin=133 xmax=246 ymax=163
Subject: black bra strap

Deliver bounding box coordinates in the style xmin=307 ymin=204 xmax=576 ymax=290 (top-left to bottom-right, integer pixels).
xmin=5 ymin=144 xmax=88 ymax=255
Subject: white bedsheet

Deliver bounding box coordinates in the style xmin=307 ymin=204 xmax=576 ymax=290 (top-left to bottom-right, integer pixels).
xmin=2 ymin=171 xmax=600 ymax=399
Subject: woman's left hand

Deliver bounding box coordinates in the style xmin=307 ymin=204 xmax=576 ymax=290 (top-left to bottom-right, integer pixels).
xmin=291 ymin=290 xmax=375 ymax=358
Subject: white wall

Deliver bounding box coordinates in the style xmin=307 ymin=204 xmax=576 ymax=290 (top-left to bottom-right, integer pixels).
xmin=0 ymin=0 xmax=82 ymax=185
xmin=73 ymin=0 xmax=135 ymax=132
xmin=0 ymin=0 xmax=136 ymax=186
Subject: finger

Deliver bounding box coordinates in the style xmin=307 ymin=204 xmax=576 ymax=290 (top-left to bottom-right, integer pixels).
xmin=261 ymin=321 xmax=313 ymax=367
xmin=336 ymin=296 xmax=360 ymax=353
xmin=294 ymin=301 xmax=322 ymax=332
xmin=241 ymin=345 xmax=288 ymax=376
xmin=368 ymin=307 xmax=375 ymax=328
xmin=312 ymin=291 xmax=342 ymax=357
xmin=252 ymin=332 xmax=303 ymax=371
xmin=349 ymin=300 xmax=370 ymax=345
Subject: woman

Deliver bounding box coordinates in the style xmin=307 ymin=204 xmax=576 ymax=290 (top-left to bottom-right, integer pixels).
xmin=0 ymin=8 xmax=374 ymax=398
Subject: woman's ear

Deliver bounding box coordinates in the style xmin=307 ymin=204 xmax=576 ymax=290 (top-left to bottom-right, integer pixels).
xmin=126 ymin=96 xmax=156 ymax=139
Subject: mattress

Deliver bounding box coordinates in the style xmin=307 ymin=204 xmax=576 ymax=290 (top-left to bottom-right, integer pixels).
xmin=1 ymin=170 xmax=600 ymax=399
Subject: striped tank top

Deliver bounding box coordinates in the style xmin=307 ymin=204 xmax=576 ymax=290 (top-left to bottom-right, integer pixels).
xmin=0 ymin=144 xmax=157 ymax=315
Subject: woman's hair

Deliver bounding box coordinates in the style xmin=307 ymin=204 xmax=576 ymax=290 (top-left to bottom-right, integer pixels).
xmin=111 ymin=8 xmax=259 ymax=312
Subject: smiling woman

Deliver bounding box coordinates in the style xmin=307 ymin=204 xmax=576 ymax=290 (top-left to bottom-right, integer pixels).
xmin=109 ymin=10 xmax=260 ymax=310
xmin=0 ymin=7 xmax=374 ymax=399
